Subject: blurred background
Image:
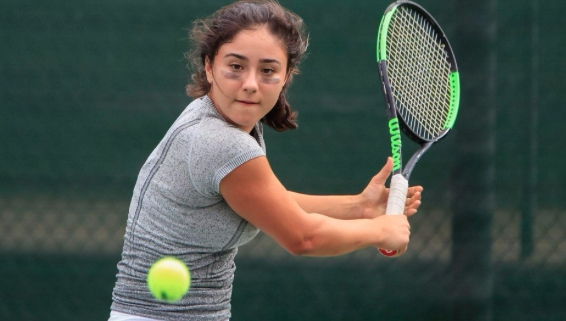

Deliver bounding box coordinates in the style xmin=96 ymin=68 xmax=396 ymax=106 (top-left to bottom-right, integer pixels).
xmin=1 ymin=0 xmax=565 ymax=320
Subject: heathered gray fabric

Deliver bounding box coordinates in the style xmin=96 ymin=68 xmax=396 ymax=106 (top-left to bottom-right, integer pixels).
xmin=111 ymin=96 xmax=266 ymax=320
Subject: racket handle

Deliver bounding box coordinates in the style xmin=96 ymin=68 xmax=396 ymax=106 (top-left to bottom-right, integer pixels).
xmin=385 ymin=174 xmax=408 ymax=215
xmin=379 ymin=174 xmax=408 ymax=257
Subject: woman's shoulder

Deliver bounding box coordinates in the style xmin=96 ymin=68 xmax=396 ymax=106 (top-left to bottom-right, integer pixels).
xmin=195 ymin=120 xmax=259 ymax=153
xmin=176 ymin=96 xmax=262 ymax=154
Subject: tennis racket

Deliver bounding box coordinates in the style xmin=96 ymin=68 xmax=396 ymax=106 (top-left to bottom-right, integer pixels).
xmin=376 ymin=1 xmax=460 ymax=256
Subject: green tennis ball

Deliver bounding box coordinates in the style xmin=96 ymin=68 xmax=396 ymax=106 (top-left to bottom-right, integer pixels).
xmin=147 ymin=257 xmax=191 ymax=302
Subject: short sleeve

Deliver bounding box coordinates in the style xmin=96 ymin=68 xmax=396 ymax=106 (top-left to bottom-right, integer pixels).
xmin=188 ymin=118 xmax=266 ymax=198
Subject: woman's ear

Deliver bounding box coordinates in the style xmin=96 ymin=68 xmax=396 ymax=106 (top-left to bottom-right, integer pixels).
xmin=283 ymin=70 xmax=292 ymax=87
xmin=204 ymin=56 xmax=213 ymax=84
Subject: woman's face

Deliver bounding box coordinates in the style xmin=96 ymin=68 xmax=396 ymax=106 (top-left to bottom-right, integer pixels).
xmin=205 ymin=26 xmax=288 ymax=133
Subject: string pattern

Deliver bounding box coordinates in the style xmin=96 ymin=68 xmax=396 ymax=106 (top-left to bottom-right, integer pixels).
xmin=386 ymin=6 xmax=452 ymax=140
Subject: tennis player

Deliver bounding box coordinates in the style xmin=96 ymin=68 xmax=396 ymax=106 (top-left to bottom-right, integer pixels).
xmin=109 ymin=1 xmax=422 ymax=320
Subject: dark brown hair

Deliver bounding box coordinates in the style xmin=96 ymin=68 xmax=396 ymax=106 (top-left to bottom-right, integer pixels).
xmin=186 ymin=0 xmax=309 ymax=132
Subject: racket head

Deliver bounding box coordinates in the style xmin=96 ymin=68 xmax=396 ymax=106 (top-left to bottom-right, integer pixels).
xmin=377 ymin=1 xmax=460 ymax=145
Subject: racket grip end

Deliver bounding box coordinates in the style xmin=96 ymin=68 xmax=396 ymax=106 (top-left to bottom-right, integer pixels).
xmin=379 ymin=248 xmax=399 ymax=257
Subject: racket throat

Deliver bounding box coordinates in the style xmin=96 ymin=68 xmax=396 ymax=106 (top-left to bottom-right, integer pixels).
xmin=402 ymin=142 xmax=433 ymax=180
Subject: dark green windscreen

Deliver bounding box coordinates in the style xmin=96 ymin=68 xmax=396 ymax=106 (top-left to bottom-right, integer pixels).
xmin=0 ymin=0 xmax=564 ymax=320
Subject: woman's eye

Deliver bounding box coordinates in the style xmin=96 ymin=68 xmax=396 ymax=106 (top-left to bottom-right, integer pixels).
xmin=230 ymin=64 xmax=243 ymax=71
xmin=262 ymin=68 xmax=274 ymax=75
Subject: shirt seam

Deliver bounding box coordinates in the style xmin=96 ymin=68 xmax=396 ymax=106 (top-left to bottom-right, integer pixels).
xmin=128 ymin=119 xmax=199 ymax=267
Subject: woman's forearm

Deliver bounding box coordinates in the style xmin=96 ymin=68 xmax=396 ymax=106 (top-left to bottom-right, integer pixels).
xmin=292 ymin=213 xmax=381 ymax=256
xmin=288 ymin=192 xmax=365 ymax=220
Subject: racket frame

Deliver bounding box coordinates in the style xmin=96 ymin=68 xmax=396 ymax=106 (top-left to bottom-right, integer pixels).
xmin=377 ymin=0 xmax=459 ymax=180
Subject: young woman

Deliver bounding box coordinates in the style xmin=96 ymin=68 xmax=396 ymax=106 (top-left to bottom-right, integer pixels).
xmin=109 ymin=1 xmax=422 ymax=320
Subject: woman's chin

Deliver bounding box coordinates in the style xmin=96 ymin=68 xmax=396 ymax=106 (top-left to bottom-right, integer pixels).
xmin=230 ymin=119 xmax=256 ymax=131
xmin=234 ymin=115 xmax=260 ymax=127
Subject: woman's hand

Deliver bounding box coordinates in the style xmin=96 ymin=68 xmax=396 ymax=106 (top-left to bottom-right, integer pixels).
xmin=373 ymin=214 xmax=411 ymax=253
xmin=358 ymin=157 xmax=423 ymax=219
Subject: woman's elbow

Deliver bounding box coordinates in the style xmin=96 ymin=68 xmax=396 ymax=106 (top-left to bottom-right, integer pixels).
xmin=283 ymin=237 xmax=316 ymax=256
xmin=276 ymin=215 xmax=323 ymax=256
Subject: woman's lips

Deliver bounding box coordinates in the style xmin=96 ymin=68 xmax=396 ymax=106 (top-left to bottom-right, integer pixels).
xmin=236 ymin=100 xmax=259 ymax=105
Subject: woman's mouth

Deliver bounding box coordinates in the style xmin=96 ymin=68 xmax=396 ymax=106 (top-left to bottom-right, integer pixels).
xmin=236 ymin=100 xmax=259 ymax=105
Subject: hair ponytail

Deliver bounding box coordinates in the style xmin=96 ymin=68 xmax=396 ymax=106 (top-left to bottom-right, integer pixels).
xmin=262 ymin=89 xmax=298 ymax=132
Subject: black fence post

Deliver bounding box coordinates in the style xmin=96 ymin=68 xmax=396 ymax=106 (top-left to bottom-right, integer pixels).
xmin=450 ymin=0 xmax=497 ymax=320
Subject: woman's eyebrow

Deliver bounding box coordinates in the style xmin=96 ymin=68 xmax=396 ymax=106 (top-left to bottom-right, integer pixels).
xmin=259 ymin=58 xmax=281 ymax=65
xmin=225 ymin=53 xmax=248 ymax=60
xmin=224 ymin=53 xmax=281 ymax=65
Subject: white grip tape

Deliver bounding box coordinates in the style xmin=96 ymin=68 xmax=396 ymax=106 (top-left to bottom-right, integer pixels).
xmin=385 ymin=174 xmax=408 ymax=215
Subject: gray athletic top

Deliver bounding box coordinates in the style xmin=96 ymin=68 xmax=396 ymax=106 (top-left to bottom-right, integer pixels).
xmin=111 ymin=96 xmax=266 ymax=320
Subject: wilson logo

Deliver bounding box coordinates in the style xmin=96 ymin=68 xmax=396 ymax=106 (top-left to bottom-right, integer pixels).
xmin=388 ymin=118 xmax=401 ymax=171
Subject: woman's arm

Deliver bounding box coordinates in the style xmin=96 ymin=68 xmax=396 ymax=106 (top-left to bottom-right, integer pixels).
xmin=288 ymin=158 xmax=423 ymax=220
xmin=287 ymin=192 xmax=364 ymax=220
xmin=219 ymin=156 xmax=410 ymax=257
